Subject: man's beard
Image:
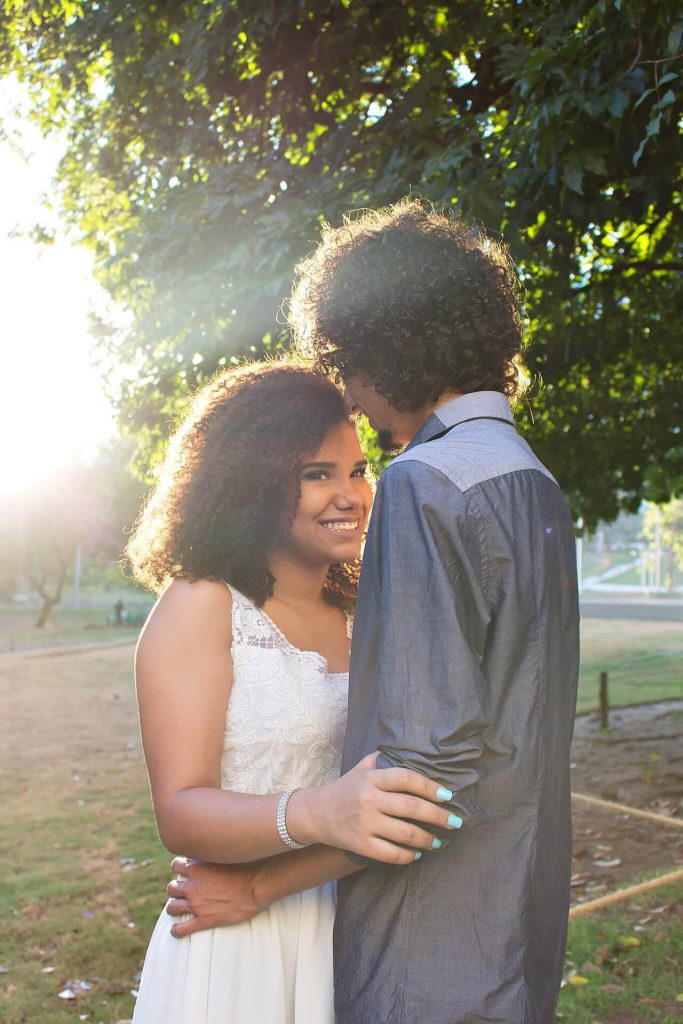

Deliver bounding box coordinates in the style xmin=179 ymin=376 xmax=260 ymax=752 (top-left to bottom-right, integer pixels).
xmin=377 ymin=428 xmax=403 ymax=456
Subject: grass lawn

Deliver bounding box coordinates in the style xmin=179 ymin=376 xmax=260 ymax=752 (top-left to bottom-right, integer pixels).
xmin=578 ymin=619 xmax=683 ymax=714
xmin=0 ymin=606 xmax=148 ymax=654
xmin=1 ymin=629 xmax=681 ymax=1022
xmin=0 ymin=645 xmax=164 ymax=1024
xmin=605 ymin=565 xmax=683 ymax=589
xmin=556 ymin=878 xmax=683 ymax=1023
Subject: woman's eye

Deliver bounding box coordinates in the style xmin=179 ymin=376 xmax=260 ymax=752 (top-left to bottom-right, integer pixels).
xmin=303 ymin=467 xmax=368 ymax=481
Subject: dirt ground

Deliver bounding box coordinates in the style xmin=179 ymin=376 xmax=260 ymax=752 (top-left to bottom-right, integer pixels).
xmin=2 ymin=648 xmax=682 ymax=1023
xmin=570 ymin=700 xmax=683 ymax=906
xmin=3 ymin=645 xmax=681 ymax=905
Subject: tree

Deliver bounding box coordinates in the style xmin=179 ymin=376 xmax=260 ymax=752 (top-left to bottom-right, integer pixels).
xmin=1 ymin=0 xmax=681 ymax=526
xmin=642 ymin=498 xmax=683 ymax=592
xmin=0 ymin=444 xmax=146 ymax=627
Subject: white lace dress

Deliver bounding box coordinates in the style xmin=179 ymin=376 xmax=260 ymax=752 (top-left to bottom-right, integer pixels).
xmin=132 ymin=584 xmax=349 ymax=1024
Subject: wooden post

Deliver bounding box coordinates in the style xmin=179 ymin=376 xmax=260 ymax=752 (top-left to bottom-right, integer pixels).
xmin=599 ymin=671 xmax=609 ymax=730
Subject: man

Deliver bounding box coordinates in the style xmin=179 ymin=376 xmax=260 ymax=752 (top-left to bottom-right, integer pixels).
xmin=166 ymin=200 xmax=580 ymax=1023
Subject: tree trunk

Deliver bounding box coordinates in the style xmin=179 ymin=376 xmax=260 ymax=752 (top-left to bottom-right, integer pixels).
xmin=35 ymin=596 xmax=59 ymax=629
xmin=31 ymin=561 xmax=67 ymax=629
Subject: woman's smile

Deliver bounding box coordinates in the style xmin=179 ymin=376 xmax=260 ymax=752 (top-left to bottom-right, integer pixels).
xmin=318 ymin=517 xmax=360 ymax=534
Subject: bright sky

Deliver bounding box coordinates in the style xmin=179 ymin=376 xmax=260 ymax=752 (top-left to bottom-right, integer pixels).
xmin=0 ymin=78 xmax=117 ymax=494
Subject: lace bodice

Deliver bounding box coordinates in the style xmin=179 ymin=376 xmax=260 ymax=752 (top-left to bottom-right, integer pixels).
xmin=221 ymin=585 xmax=349 ymax=794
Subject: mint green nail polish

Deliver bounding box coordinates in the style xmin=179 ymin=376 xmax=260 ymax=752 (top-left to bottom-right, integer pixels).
xmin=431 ymin=837 xmax=442 ymax=850
xmin=413 ymin=851 xmax=422 ymax=861
xmin=436 ymin=786 xmax=453 ymax=801
xmin=447 ymin=813 xmax=463 ymax=829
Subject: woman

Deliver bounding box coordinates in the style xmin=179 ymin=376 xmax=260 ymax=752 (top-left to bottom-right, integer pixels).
xmin=127 ymin=359 xmax=457 ymax=1024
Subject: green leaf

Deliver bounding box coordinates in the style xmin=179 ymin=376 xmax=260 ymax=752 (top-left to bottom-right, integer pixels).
xmin=434 ymin=9 xmax=447 ymax=32
xmin=632 ymin=140 xmax=646 ymax=165
xmin=646 ymin=112 xmax=662 ymax=136
xmin=633 ymin=87 xmax=655 ymax=110
xmin=667 ymin=22 xmax=683 ymax=55
xmin=168 ymin=32 xmax=180 ymax=46
xmin=607 ymin=89 xmax=629 ymax=117
xmin=563 ymin=159 xmax=584 ymax=194
xmin=584 ymin=152 xmax=607 ymax=175
xmin=657 ymin=89 xmax=676 ymax=109
xmin=633 ymin=113 xmax=662 ymax=165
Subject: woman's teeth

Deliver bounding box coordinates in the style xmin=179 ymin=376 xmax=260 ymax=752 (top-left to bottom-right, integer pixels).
xmin=320 ymin=521 xmax=358 ymax=531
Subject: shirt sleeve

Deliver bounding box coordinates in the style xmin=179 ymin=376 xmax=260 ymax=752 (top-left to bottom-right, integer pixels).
xmin=364 ymin=457 xmax=492 ymax=825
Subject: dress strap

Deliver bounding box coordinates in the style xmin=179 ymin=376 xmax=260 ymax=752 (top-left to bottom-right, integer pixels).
xmin=219 ymin=579 xmax=280 ymax=650
xmin=219 ymin=577 xmax=240 ymax=604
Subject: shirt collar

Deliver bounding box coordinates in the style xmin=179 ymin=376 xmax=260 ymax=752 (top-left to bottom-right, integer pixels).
xmin=405 ymin=391 xmax=515 ymax=451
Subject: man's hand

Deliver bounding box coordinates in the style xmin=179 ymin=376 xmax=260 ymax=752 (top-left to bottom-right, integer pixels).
xmin=166 ymin=857 xmax=265 ymax=938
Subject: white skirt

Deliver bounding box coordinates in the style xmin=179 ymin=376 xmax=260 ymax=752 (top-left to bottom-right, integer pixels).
xmin=132 ymin=882 xmax=336 ymax=1024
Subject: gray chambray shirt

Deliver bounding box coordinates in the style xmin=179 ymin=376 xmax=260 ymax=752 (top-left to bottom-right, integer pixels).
xmin=334 ymin=391 xmax=580 ymax=1024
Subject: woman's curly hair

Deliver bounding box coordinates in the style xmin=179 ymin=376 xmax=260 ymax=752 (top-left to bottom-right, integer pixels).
xmin=126 ymin=359 xmax=359 ymax=610
xmin=289 ymin=198 xmax=525 ymax=411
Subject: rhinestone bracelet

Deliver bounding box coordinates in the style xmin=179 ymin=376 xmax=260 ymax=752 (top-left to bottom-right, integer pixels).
xmin=276 ymin=788 xmax=306 ymax=850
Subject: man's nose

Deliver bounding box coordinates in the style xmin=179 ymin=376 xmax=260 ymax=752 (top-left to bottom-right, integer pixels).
xmin=343 ymin=388 xmax=358 ymax=415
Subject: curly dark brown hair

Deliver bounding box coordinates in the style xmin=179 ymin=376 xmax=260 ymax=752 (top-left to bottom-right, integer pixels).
xmin=126 ymin=358 xmax=359 ymax=610
xmin=289 ymin=198 xmax=525 ymax=411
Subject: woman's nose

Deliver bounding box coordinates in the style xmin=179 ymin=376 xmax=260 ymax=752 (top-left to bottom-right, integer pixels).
xmin=334 ymin=485 xmax=362 ymax=511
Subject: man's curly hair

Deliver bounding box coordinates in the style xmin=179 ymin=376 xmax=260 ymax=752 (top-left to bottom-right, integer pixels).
xmin=290 ymin=198 xmax=525 ymax=411
xmin=126 ymin=359 xmax=359 ymax=610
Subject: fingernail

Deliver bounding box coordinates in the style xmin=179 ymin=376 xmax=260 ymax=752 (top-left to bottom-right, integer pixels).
xmin=436 ymin=786 xmax=453 ymax=801
xmin=431 ymin=837 xmax=442 ymax=850
xmin=447 ymin=813 xmax=463 ymax=829
xmin=413 ymin=851 xmax=422 ymax=861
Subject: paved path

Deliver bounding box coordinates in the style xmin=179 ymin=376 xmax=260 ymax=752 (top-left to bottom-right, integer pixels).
xmin=582 ymin=559 xmax=641 ymax=589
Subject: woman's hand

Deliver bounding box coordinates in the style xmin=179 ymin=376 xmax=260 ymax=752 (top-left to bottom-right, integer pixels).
xmin=287 ymin=753 xmax=462 ymax=864
xmin=166 ymin=858 xmax=266 ymax=937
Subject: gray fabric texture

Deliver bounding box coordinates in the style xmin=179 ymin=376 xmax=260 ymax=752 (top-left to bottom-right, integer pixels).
xmin=334 ymin=391 xmax=580 ymax=1024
